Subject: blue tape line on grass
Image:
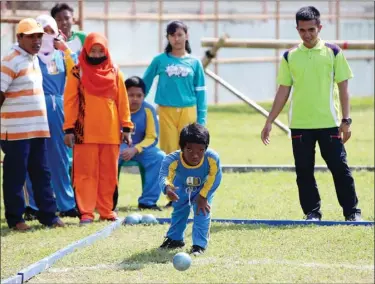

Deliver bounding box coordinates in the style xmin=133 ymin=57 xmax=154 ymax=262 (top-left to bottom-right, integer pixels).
xmin=118 ymin=164 xmax=374 ymax=174
xmin=2 ymin=163 xmax=374 ymax=172
xmin=157 ymin=218 xmax=374 ymax=227
xmin=2 ymin=218 xmax=123 ymax=284
xmin=1 ymin=275 xmax=22 ymax=284
xmin=221 ymin=165 xmax=375 ymax=173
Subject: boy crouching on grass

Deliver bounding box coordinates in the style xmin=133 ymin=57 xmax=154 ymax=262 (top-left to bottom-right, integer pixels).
xmin=115 ymin=76 xmax=165 ymax=211
xmin=158 ymin=123 xmax=222 ymax=255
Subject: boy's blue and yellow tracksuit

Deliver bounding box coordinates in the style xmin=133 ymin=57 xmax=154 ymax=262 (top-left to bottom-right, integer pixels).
xmin=159 ymin=149 xmax=222 ymax=248
xmin=118 ymin=101 xmax=165 ymax=206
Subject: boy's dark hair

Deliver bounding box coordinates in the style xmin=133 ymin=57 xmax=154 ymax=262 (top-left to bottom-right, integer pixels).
xmin=165 ymin=20 xmax=192 ymax=54
xmin=124 ymin=76 xmax=146 ymax=95
xmin=295 ymin=6 xmax=321 ymax=26
xmin=179 ymin=123 xmax=210 ymax=150
xmin=51 ymin=3 xmax=74 ymax=18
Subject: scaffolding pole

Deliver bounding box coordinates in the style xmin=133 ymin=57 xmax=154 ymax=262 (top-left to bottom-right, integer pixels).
xmin=205 ymin=69 xmax=290 ymax=134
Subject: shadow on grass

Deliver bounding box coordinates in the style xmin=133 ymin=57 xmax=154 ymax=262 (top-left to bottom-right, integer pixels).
xmin=116 ymin=206 xmax=140 ymax=213
xmin=118 ymin=247 xmax=178 ymax=271
xmin=176 ymin=222 xmax=306 ymax=242
xmin=0 ymin=224 xmax=46 ymax=237
xmin=0 ymin=219 xmax=81 ymax=237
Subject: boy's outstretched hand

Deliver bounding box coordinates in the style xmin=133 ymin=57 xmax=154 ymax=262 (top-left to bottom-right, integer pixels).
xmin=166 ymin=186 xmax=179 ymax=202
xmin=196 ymin=195 xmax=210 ymax=216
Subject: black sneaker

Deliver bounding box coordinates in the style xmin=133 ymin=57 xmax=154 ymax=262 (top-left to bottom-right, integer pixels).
xmin=305 ymin=212 xmax=321 ymax=221
xmin=190 ymin=245 xmax=205 ymax=256
xmin=345 ymin=212 xmax=362 ymax=222
xmin=59 ymin=208 xmax=80 ymax=218
xmin=24 ymin=207 xmax=38 ymax=221
xmin=138 ymin=203 xmax=162 ymax=211
xmin=159 ymin=237 xmax=185 ymax=249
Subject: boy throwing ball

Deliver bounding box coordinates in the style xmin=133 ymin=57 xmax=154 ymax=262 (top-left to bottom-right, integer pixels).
xmin=159 ymin=123 xmax=222 ymax=255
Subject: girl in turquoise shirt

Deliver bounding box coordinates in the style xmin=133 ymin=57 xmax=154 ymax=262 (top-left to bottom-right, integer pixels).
xmin=143 ymin=20 xmax=207 ymax=155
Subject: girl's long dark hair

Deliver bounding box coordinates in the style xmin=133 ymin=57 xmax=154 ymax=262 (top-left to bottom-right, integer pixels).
xmin=164 ymin=20 xmax=192 ymax=54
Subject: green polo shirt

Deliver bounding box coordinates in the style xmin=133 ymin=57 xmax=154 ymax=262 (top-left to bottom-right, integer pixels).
xmin=67 ymin=31 xmax=86 ymax=55
xmin=277 ymin=39 xmax=353 ymax=129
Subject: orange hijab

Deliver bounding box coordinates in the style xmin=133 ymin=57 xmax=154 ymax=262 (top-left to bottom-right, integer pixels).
xmin=78 ymin=33 xmax=117 ymax=98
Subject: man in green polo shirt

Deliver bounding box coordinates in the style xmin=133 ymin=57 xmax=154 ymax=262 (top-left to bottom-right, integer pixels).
xmin=51 ymin=3 xmax=86 ymax=55
xmin=260 ymin=6 xmax=361 ymax=222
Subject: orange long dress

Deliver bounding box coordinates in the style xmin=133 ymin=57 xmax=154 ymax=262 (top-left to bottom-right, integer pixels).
xmin=63 ymin=65 xmax=133 ymax=221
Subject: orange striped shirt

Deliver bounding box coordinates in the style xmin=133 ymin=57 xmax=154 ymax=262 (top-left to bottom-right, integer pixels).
xmin=1 ymin=45 xmax=50 ymax=141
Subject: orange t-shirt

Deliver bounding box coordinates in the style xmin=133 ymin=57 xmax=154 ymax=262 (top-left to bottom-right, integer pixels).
xmin=63 ymin=66 xmax=133 ymax=144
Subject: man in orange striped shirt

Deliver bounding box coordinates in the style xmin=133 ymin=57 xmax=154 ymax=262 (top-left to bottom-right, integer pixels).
xmin=0 ymin=18 xmax=64 ymax=230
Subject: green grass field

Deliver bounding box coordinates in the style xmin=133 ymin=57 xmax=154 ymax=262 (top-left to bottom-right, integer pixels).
xmin=26 ymin=171 xmax=374 ymax=283
xmin=1 ymin=96 xmax=374 ymax=283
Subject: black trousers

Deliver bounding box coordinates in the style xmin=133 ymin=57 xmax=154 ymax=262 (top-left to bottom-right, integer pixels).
xmin=1 ymin=138 xmax=58 ymax=228
xmin=291 ymin=127 xmax=361 ymax=218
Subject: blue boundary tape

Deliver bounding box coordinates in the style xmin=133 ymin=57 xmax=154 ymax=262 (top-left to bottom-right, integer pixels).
xmin=1 ymin=216 xmax=373 ymax=283
xmin=1 ymin=275 xmax=22 ymax=284
xmin=2 ymin=163 xmax=374 ymax=172
xmin=119 ymin=164 xmax=374 ymax=173
xmin=221 ymin=165 xmax=375 ymax=173
xmin=1 ymin=218 xmax=124 ymax=284
xmin=157 ymin=218 xmax=374 ymax=227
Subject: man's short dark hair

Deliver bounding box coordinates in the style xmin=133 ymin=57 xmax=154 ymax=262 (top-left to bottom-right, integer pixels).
xmin=124 ymin=76 xmax=146 ymax=95
xmin=51 ymin=3 xmax=74 ymax=18
xmin=296 ymin=6 xmax=321 ymax=26
xmin=179 ymin=123 xmax=210 ymax=150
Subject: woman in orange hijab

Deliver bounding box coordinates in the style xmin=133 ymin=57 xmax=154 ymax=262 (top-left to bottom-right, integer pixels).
xmin=63 ymin=33 xmax=133 ymax=225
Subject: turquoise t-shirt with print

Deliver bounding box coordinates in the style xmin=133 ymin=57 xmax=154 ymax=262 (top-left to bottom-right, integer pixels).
xmin=143 ymin=53 xmax=207 ymax=125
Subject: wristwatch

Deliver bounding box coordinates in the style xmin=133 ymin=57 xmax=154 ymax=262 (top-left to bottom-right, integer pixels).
xmin=341 ymin=118 xmax=352 ymax=125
